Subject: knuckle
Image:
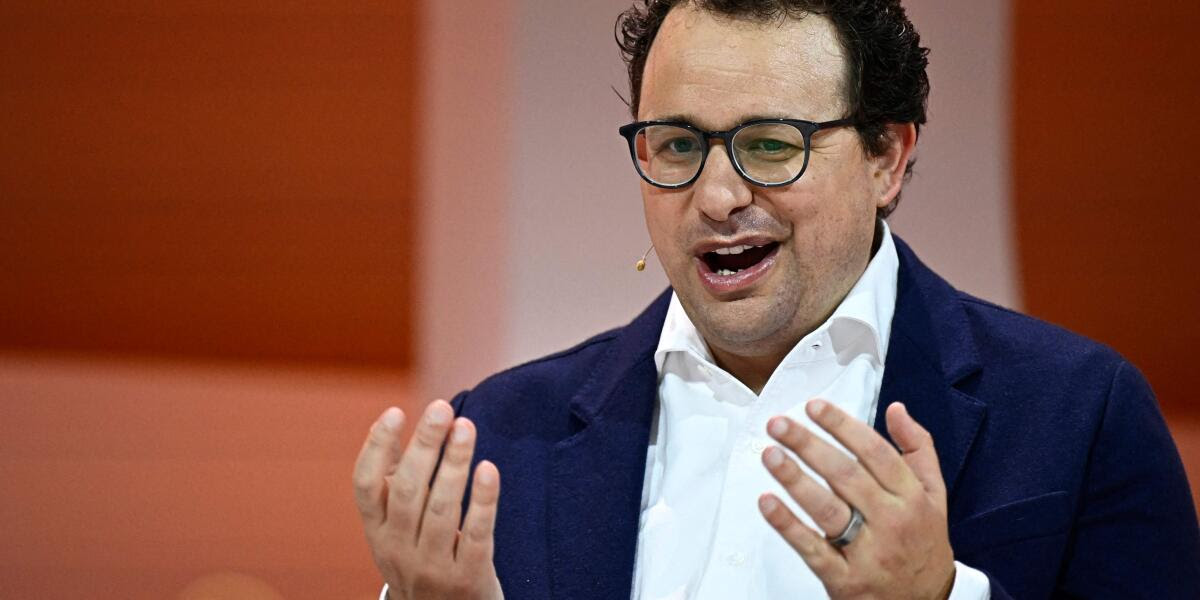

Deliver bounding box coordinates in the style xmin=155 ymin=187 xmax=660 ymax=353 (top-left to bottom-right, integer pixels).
xmin=824 ymin=410 xmax=845 ymax=428
xmin=442 ymin=444 xmax=471 ymax=465
xmin=414 ymin=424 xmax=447 ymax=448
xmin=873 ymin=511 xmax=900 ymax=535
xmin=816 ymin=500 xmax=844 ymax=525
xmin=765 ymin=506 xmax=789 ymax=529
xmin=865 ymin=437 xmax=894 ymax=463
xmin=367 ymin=421 xmax=392 ymax=446
xmin=878 ymin=548 xmax=905 ymax=572
xmin=465 ymin=521 xmax=491 ymax=543
xmin=390 ymin=475 xmax=420 ymax=501
xmin=774 ymin=460 xmax=801 ymax=483
xmin=788 ymin=428 xmax=811 ymax=450
xmin=835 ymin=581 xmax=865 ymax=597
xmin=472 ymin=484 xmax=499 ymax=506
xmin=831 ymin=459 xmax=860 ymax=483
xmin=353 ymin=474 xmax=376 ymax=496
xmin=921 ymin=430 xmax=936 ymax=448
xmin=425 ymin=497 xmax=453 ymax=517
xmin=446 ymin=581 xmax=471 ymax=599
xmin=791 ymin=524 xmax=821 ymax=554
xmin=410 ymin=571 xmax=440 ymax=595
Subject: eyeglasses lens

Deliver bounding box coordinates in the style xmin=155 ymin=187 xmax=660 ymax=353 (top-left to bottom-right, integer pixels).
xmin=731 ymin=123 xmax=808 ymax=185
xmin=634 ymin=125 xmax=704 ymax=186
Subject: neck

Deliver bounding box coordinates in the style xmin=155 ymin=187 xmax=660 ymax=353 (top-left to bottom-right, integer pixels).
xmin=708 ymin=345 xmax=785 ymax=394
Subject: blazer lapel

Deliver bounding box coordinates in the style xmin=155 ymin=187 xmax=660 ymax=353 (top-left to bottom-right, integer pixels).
xmin=875 ymin=238 xmax=987 ymax=501
xmin=546 ymin=291 xmax=668 ymax=600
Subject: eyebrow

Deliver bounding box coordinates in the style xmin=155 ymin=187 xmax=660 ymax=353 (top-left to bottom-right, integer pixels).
xmin=653 ymin=113 xmax=794 ymax=130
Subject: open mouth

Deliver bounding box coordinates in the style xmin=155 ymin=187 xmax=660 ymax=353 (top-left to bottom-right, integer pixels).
xmin=701 ymin=242 xmax=780 ymax=276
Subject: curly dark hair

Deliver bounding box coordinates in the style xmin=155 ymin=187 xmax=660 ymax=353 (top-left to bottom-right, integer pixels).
xmin=616 ymin=0 xmax=930 ymax=217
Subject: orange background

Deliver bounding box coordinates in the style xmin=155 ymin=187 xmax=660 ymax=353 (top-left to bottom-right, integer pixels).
xmin=1013 ymin=0 xmax=1200 ymax=418
xmin=0 ymin=2 xmax=417 ymax=367
xmin=2 ymin=2 xmax=418 ymax=598
xmin=2 ymin=2 xmax=1198 ymax=599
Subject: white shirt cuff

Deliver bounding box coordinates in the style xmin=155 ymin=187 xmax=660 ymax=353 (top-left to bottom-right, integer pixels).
xmin=947 ymin=561 xmax=991 ymax=600
xmin=379 ymin=583 xmax=389 ymax=600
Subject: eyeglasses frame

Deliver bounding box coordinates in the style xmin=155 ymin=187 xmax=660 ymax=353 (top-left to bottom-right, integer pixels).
xmin=617 ymin=117 xmax=854 ymax=189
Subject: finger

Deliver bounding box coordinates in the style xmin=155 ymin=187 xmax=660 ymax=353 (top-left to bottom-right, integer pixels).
xmin=456 ymin=460 xmax=500 ymax=566
xmin=806 ymin=399 xmax=918 ymax=496
xmin=759 ymin=492 xmax=847 ymax=581
xmin=385 ymin=400 xmax=455 ymax=540
xmin=417 ymin=417 xmax=477 ymax=558
xmin=885 ymin=402 xmax=946 ymax=502
xmin=767 ymin=416 xmax=881 ymax=514
xmin=762 ymin=445 xmax=852 ymax=537
xmin=352 ymin=407 xmax=405 ymax=526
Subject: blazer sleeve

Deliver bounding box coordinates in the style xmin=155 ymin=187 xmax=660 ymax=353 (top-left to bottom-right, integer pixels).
xmin=1056 ymin=360 xmax=1200 ymax=597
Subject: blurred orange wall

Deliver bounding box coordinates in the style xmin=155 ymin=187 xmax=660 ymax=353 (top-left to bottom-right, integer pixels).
xmin=0 ymin=355 xmax=411 ymax=600
xmin=1 ymin=3 xmax=422 ymax=599
xmin=0 ymin=2 xmax=418 ymax=368
xmin=1013 ymin=1 xmax=1200 ymax=417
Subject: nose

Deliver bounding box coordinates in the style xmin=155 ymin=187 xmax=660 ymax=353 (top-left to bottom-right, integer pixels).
xmin=692 ymin=144 xmax=753 ymax=222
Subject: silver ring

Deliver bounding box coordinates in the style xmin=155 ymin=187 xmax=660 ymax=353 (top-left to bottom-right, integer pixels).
xmin=828 ymin=506 xmax=865 ymax=547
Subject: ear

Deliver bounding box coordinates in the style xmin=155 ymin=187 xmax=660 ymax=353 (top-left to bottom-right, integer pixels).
xmin=869 ymin=122 xmax=918 ymax=209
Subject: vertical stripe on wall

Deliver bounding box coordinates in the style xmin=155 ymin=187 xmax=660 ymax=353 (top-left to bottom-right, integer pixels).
xmin=1013 ymin=2 xmax=1200 ymax=414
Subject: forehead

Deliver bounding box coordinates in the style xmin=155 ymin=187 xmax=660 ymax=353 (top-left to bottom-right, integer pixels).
xmin=639 ymin=5 xmax=847 ymax=127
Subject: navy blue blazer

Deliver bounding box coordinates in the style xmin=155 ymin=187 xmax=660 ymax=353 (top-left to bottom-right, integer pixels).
xmin=451 ymin=238 xmax=1200 ymax=599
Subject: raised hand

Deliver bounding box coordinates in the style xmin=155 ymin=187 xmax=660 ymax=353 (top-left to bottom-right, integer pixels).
xmin=353 ymin=400 xmax=503 ymax=600
xmin=758 ymin=400 xmax=955 ymax=600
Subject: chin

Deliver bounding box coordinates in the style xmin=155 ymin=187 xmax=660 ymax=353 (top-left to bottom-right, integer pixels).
xmin=687 ymin=292 xmax=799 ymax=351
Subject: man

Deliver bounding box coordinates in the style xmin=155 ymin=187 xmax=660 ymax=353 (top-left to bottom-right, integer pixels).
xmin=353 ymin=1 xmax=1200 ymax=598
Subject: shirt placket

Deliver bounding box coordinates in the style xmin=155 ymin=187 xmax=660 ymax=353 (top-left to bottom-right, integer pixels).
xmin=694 ymin=371 xmax=764 ymax=599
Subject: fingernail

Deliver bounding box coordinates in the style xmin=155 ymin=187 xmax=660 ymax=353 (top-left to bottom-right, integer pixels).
xmin=382 ymin=407 xmax=401 ymax=430
xmin=759 ymin=495 xmax=778 ymax=513
xmin=451 ymin=419 xmax=471 ymax=443
xmin=808 ymin=399 xmax=827 ymax=417
xmin=427 ymin=404 xmax=450 ymax=425
xmin=768 ymin=418 xmax=789 ymax=437
xmin=763 ymin=446 xmax=784 ymax=468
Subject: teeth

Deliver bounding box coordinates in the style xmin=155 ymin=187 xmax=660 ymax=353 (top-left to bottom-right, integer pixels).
xmin=713 ymin=244 xmax=757 ymax=256
xmin=716 ymin=268 xmax=738 ymax=276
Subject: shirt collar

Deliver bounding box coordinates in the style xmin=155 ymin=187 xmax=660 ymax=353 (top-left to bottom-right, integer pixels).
xmin=654 ymin=219 xmax=900 ymax=374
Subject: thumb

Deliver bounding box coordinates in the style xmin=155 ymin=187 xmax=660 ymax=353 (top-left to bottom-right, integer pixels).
xmin=886 ymin=402 xmax=946 ymax=503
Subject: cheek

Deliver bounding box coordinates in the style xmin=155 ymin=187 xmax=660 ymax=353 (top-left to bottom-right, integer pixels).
xmin=772 ymin=176 xmax=875 ymax=264
xmin=642 ymin=193 xmax=690 ymax=264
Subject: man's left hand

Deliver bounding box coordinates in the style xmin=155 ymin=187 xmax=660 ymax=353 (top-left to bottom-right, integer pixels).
xmin=758 ymin=400 xmax=956 ymax=600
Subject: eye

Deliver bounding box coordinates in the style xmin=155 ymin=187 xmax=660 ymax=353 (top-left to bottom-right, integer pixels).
xmin=746 ymin=138 xmax=791 ymax=154
xmin=665 ymin=137 xmax=697 ymax=154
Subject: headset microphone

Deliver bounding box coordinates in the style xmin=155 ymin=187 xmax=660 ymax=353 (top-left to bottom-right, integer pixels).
xmin=635 ymin=244 xmax=655 ymax=271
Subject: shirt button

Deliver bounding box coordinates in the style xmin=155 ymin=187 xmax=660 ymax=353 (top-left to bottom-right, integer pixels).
xmin=750 ymin=439 xmax=768 ymax=454
xmin=727 ymin=551 xmax=747 ymax=566
xmin=697 ymin=364 xmax=712 ymax=378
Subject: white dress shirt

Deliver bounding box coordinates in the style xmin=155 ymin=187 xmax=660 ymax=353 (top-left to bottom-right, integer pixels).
xmin=631 ymin=221 xmax=990 ymax=600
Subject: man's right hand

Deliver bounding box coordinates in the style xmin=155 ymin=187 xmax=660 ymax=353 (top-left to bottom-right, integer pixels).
xmin=353 ymin=400 xmax=503 ymax=600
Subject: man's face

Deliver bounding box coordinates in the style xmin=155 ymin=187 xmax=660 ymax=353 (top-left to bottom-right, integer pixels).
xmin=639 ymin=6 xmax=899 ymax=362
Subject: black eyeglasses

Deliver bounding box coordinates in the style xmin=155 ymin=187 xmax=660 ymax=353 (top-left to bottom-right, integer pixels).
xmin=618 ymin=117 xmax=853 ymax=189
